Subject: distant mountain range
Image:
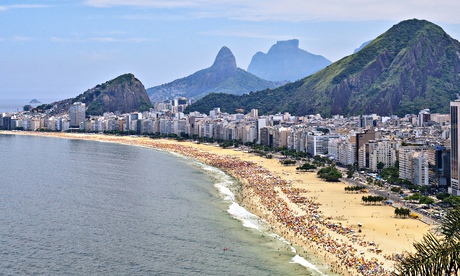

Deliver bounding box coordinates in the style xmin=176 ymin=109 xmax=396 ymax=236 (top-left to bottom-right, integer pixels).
xmin=247 ymin=39 xmax=332 ymax=82
xmin=146 ymin=47 xmax=282 ymax=103
xmin=353 ymin=40 xmax=371 ymax=53
xmin=187 ymin=19 xmax=460 ymax=117
xmin=50 ymin=74 xmax=152 ymax=116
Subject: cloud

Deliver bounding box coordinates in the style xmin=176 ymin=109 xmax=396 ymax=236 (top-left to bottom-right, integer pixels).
xmin=0 ymin=4 xmax=51 ymax=11
xmin=50 ymin=36 xmax=152 ymax=43
xmin=83 ymin=0 xmax=460 ymax=24
xmin=12 ymin=35 xmax=33 ymax=42
xmin=90 ymin=37 xmax=118 ymax=42
xmin=50 ymin=37 xmax=71 ymax=43
xmin=200 ymin=30 xmax=303 ymax=41
xmin=84 ymin=0 xmax=200 ymax=8
xmin=93 ymin=36 xmax=154 ymax=43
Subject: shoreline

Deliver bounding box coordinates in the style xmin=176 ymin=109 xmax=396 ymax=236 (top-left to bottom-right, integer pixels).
xmin=1 ymin=131 xmax=433 ymax=275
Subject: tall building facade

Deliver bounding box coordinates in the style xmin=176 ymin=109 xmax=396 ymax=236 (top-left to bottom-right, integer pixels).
xmin=399 ymin=146 xmax=428 ymax=183
xmin=359 ymin=139 xmax=397 ymax=171
xmin=413 ymin=152 xmax=429 ymax=186
xmin=435 ymin=145 xmax=451 ymax=191
xmin=356 ymin=129 xmax=380 ymax=169
xmin=69 ymin=102 xmax=86 ymax=129
xmin=450 ymin=101 xmax=460 ymax=195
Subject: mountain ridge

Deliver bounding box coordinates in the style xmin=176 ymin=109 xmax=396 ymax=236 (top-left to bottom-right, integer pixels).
xmin=187 ymin=19 xmax=460 ymax=117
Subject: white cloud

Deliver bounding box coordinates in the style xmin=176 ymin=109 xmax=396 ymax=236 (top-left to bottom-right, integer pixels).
xmin=0 ymin=4 xmax=51 ymax=11
xmin=12 ymin=35 xmax=32 ymax=42
xmin=91 ymin=37 xmax=118 ymax=42
xmin=83 ymin=0 xmax=460 ymax=24
xmin=200 ymin=30 xmax=303 ymax=41
xmin=84 ymin=0 xmax=200 ymax=8
xmin=50 ymin=36 xmax=152 ymax=43
xmin=50 ymin=36 xmax=73 ymax=43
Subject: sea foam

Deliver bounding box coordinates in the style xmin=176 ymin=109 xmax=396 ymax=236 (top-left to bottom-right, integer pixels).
xmin=291 ymin=255 xmax=328 ymax=276
xmin=196 ymin=159 xmax=329 ymax=276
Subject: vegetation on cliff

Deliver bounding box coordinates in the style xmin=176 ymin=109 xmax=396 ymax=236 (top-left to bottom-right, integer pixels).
xmin=73 ymin=73 xmax=152 ymax=115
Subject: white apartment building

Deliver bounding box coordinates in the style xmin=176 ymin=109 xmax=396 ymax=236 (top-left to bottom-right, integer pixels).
xmin=367 ymin=139 xmax=397 ymax=171
xmin=329 ymin=137 xmax=356 ymax=166
xmin=413 ymin=152 xmax=429 ymax=186
xmin=399 ymin=146 xmax=430 ymax=184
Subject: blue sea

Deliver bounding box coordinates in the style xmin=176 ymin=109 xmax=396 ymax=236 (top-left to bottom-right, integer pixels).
xmin=0 ymin=99 xmax=58 ymax=113
xmin=0 ymin=134 xmax=335 ymax=275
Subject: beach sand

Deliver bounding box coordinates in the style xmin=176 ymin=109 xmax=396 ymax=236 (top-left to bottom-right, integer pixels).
xmin=1 ymin=131 xmax=433 ymax=275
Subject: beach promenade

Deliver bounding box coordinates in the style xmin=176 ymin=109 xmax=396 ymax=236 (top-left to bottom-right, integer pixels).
xmin=1 ymin=131 xmax=433 ymax=275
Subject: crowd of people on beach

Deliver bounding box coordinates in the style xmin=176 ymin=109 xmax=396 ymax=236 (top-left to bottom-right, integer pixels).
xmin=134 ymin=139 xmax=395 ymax=276
xmin=18 ymin=133 xmax=398 ymax=276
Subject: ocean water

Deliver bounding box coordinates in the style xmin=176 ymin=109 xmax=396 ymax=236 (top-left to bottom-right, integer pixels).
xmin=0 ymin=99 xmax=57 ymax=113
xmin=0 ymin=134 xmax=333 ymax=275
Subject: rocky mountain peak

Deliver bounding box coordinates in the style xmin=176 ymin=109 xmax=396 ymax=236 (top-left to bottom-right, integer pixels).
xmin=247 ymin=39 xmax=331 ymax=82
xmin=75 ymin=73 xmax=152 ymax=115
xmin=271 ymin=39 xmax=299 ymax=51
xmin=211 ymin=46 xmax=237 ymax=75
xmin=147 ymin=46 xmax=280 ymax=102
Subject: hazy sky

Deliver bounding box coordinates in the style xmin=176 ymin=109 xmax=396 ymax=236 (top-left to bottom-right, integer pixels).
xmin=2 ymin=0 xmax=460 ymax=100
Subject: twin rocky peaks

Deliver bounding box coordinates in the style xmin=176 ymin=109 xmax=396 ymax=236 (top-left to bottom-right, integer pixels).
xmin=146 ymin=46 xmax=282 ymax=103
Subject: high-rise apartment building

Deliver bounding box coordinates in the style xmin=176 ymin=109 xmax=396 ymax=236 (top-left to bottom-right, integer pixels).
xmin=399 ymin=146 xmax=428 ymax=183
xmin=413 ymin=152 xmax=429 ymax=186
xmin=69 ymin=102 xmax=86 ymax=129
xmin=435 ymin=145 xmax=451 ymax=191
xmin=450 ymin=101 xmax=460 ymax=195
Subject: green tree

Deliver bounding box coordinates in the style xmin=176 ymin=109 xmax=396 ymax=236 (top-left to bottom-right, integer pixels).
xmin=395 ymin=207 xmax=411 ymax=218
xmin=419 ymin=196 xmax=435 ymax=205
xmin=296 ymin=163 xmax=317 ymax=171
xmin=436 ymin=192 xmax=450 ymax=201
xmin=346 ymin=168 xmax=355 ymax=178
xmin=317 ymin=166 xmax=342 ymax=182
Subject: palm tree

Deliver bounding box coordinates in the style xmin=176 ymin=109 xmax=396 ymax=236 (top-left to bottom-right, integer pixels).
xmin=395 ymin=206 xmax=460 ymax=275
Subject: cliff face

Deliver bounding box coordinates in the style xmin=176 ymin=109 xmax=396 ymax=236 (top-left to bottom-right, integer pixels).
xmin=147 ymin=46 xmax=281 ymax=103
xmin=73 ymin=73 xmax=152 ymax=115
xmin=247 ymin=39 xmax=331 ymax=82
xmin=190 ymin=19 xmax=460 ymax=117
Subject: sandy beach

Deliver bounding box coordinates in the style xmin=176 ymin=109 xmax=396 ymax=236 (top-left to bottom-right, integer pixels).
xmin=1 ymin=131 xmax=433 ymax=275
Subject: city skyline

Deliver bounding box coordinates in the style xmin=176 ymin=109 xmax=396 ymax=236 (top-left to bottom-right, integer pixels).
xmin=2 ymin=1 xmax=460 ymax=100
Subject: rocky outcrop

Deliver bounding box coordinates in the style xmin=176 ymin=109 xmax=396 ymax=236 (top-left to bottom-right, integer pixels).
xmin=147 ymin=46 xmax=281 ymax=103
xmin=51 ymin=74 xmax=152 ymax=116
xmin=247 ymin=39 xmax=331 ymax=82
